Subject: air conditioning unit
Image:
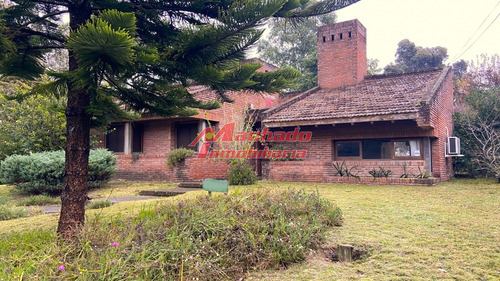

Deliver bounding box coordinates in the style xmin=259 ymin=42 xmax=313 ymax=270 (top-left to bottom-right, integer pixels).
xmin=447 ymin=137 xmax=461 ymax=155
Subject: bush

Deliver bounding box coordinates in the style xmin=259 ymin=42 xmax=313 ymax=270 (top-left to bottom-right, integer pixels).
xmin=0 ymin=149 xmax=116 ymax=194
xmin=0 ymin=205 xmax=28 ymax=221
xmin=85 ymin=199 xmax=112 ymax=210
xmin=17 ymin=195 xmax=60 ymax=206
xmin=368 ymin=166 xmax=392 ymax=178
xmin=0 ymin=189 xmax=342 ymax=280
xmin=166 ymin=148 xmax=195 ymax=167
xmin=227 ymin=162 xmax=257 ymax=185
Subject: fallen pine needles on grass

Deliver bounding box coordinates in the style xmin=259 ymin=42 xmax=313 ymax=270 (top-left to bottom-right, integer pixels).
xmin=0 ymin=189 xmax=342 ymax=280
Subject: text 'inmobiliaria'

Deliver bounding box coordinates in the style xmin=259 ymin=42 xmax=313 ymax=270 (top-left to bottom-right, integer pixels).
xmin=189 ymin=123 xmax=311 ymax=159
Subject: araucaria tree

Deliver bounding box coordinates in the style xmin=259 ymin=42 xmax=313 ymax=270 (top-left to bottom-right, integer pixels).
xmin=0 ymin=0 xmax=359 ymax=239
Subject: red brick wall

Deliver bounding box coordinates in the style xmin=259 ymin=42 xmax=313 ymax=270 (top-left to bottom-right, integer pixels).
xmin=114 ymin=154 xmax=229 ymax=181
xmin=109 ymin=89 xmax=267 ymax=181
xmin=190 ymin=90 xmax=278 ymax=123
xmin=263 ymin=160 xmax=436 ymax=185
xmin=317 ymin=19 xmax=367 ymax=88
xmin=142 ymin=120 xmax=175 ymax=155
xmin=271 ymin=122 xmax=433 ymax=161
xmin=428 ymin=68 xmax=454 ymax=180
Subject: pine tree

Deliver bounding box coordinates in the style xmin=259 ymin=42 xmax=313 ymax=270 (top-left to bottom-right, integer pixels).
xmin=0 ymin=0 xmax=359 ymax=239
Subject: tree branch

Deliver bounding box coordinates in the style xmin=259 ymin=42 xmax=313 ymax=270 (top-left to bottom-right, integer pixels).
xmin=19 ymin=10 xmax=69 ymax=29
xmin=16 ymin=28 xmax=66 ymax=43
xmin=29 ymin=0 xmax=72 ymax=6
xmin=18 ymin=45 xmax=66 ymax=50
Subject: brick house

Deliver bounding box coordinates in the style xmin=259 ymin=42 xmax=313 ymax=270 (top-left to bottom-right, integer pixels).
xmin=106 ymin=19 xmax=454 ymax=184
xmin=103 ymin=61 xmax=279 ymax=181
xmin=259 ymin=19 xmax=454 ymax=184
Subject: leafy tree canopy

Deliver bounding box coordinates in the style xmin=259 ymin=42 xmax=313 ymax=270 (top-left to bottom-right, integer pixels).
xmin=257 ymin=13 xmax=335 ymax=91
xmin=384 ymin=39 xmax=448 ymax=74
xmin=0 ymin=80 xmax=66 ymax=160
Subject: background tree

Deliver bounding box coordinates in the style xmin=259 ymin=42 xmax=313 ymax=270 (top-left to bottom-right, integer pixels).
xmin=452 ymin=54 xmax=500 ymax=178
xmin=453 ymin=55 xmax=500 ymax=109
xmin=454 ymin=88 xmax=500 ymax=178
xmin=0 ymin=93 xmax=66 ymax=160
xmin=257 ymin=14 xmax=335 ymax=91
xmin=0 ymin=0 xmax=359 ymax=239
xmin=367 ymin=58 xmax=382 ymax=75
xmin=383 ymin=39 xmax=448 ymax=74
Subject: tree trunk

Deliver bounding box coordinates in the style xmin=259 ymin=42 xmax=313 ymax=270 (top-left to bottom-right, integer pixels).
xmin=57 ymin=2 xmax=92 ymax=240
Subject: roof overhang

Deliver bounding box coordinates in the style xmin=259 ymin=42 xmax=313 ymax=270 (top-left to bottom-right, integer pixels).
xmin=263 ymin=112 xmax=420 ymax=128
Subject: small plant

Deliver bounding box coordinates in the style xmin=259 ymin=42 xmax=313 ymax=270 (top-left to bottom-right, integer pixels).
xmin=415 ymin=166 xmax=430 ymax=179
xmin=0 ymin=205 xmax=28 ymax=221
xmin=332 ymin=161 xmax=360 ymax=179
xmin=166 ymin=148 xmax=196 ymax=167
xmin=368 ymin=166 xmax=392 ymax=178
xmin=227 ymin=162 xmax=257 ymax=185
xmin=131 ymin=152 xmax=141 ymax=163
xmin=17 ymin=195 xmax=60 ymax=206
xmin=400 ymin=162 xmax=411 ymax=178
xmin=86 ymin=199 xmax=112 ymax=210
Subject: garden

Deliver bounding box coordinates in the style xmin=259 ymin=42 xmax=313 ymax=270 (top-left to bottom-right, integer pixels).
xmin=0 ymin=178 xmax=499 ymax=280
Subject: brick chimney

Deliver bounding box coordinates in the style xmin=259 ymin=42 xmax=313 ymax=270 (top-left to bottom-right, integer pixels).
xmin=317 ymin=19 xmax=367 ymax=88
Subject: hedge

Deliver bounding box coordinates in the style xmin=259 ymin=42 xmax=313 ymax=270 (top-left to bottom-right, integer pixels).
xmin=0 ymin=149 xmax=116 ymax=194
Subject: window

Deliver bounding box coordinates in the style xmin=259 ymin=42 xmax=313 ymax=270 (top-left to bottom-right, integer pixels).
xmin=334 ymin=139 xmax=422 ymax=160
xmin=336 ymin=141 xmax=360 ymax=158
xmin=177 ymin=123 xmax=199 ymax=150
xmin=106 ymin=123 xmax=144 ymax=154
xmin=132 ymin=123 xmax=143 ymax=153
xmin=106 ymin=124 xmax=125 ymax=152
xmin=362 ymin=139 xmax=391 ymax=159
xmin=394 ymin=140 xmax=421 ymax=157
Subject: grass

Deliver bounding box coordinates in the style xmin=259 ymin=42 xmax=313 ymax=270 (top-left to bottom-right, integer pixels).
xmin=85 ymin=199 xmax=112 ymax=209
xmin=0 ymin=205 xmax=28 ymax=221
xmin=88 ymin=181 xmax=178 ymax=198
xmin=0 ymin=179 xmax=499 ymax=280
xmin=16 ymin=194 xmax=60 ymax=206
xmin=0 ymin=189 xmax=341 ymax=280
xmin=248 ymin=179 xmax=500 ymax=280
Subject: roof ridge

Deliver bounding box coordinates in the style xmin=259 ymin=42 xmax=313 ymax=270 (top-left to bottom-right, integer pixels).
xmin=365 ymin=67 xmax=444 ymax=80
xmin=420 ymin=66 xmax=452 ymax=104
xmin=262 ymin=87 xmax=321 ymax=118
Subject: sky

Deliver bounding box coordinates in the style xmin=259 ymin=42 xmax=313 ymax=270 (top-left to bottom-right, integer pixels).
xmin=334 ymin=0 xmax=500 ymax=68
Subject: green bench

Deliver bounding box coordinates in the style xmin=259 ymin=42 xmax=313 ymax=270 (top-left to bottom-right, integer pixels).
xmin=202 ymin=179 xmax=229 ymax=195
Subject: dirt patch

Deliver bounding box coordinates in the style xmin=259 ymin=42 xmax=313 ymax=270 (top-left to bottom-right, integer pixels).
xmin=321 ymin=244 xmax=369 ymax=262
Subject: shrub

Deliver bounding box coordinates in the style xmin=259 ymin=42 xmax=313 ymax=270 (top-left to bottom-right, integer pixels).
xmin=227 ymin=162 xmax=257 ymax=185
xmin=17 ymin=195 xmax=60 ymax=206
xmin=0 ymin=189 xmax=342 ymax=280
xmin=166 ymin=148 xmax=195 ymax=167
xmin=332 ymin=161 xmax=360 ymax=179
xmin=368 ymin=166 xmax=392 ymax=178
xmin=87 ymin=149 xmax=118 ymax=188
xmin=0 ymin=149 xmax=116 ymax=194
xmin=0 ymin=205 xmax=28 ymax=221
xmin=86 ymin=199 xmax=112 ymax=210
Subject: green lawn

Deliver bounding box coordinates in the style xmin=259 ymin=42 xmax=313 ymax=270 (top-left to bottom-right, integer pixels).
xmin=249 ymin=179 xmax=500 ymax=280
xmin=1 ymin=179 xmax=499 ymax=280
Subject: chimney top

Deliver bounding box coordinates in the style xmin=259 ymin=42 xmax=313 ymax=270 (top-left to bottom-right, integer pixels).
xmin=317 ymin=19 xmax=367 ymax=88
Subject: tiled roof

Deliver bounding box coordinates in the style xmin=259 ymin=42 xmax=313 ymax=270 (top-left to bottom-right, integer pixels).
xmin=262 ymin=68 xmax=448 ymax=125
